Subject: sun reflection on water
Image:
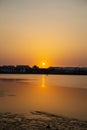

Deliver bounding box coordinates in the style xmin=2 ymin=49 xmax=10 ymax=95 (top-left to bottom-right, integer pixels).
xmin=41 ymin=75 xmax=46 ymax=88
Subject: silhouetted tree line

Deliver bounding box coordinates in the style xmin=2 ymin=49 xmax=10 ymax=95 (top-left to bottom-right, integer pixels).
xmin=0 ymin=65 xmax=87 ymax=75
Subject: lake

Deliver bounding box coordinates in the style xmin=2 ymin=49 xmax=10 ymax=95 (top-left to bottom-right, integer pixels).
xmin=0 ymin=74 xmax=87 ymax=120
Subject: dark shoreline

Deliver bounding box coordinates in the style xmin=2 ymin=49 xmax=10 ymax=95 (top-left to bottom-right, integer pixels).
xmin=0 ymin=73 xmax=87 ymax=75
xmin=0 ymin=111 xmax=87 ymax=130
xmin=0 ymin=66 xmax=87 ymax=75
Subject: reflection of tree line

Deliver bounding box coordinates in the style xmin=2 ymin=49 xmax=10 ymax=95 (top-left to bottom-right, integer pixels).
xmin=0 ymin=65 xmax=87 ymax=75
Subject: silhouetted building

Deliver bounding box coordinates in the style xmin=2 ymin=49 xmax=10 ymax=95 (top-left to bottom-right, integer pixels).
xmin=79 ymin=67 xmax=87 ymax=74
xmin=16 ymin=65 xmax=31 ymax=73
xmin=48 ymin=67 xmax=63 ymax=74
xmin=1 ymin=65 xmax=15 ymax=73
xmin=62 ymin=67 xmax=76 ymax=73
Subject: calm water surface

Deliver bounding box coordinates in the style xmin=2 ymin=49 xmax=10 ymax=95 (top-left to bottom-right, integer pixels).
xmin=0 ymin=74 xmax=87 ymax=120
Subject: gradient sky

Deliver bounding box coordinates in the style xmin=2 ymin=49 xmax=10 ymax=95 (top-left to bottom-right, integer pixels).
xmin=0 ymin=0 xmax=87 ymax=67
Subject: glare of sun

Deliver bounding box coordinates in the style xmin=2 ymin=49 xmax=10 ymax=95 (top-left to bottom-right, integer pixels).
xmin=42 ymin=62 xmax=46 ymax=66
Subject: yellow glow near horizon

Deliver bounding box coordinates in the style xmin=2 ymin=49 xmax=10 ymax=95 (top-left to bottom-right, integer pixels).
xmin=42 ymin=62 xmax=46 ymax=66
xmin=38 ymin=60 xmax=49 ymax=68
xmin=0 ymin=1 xmax=87 ymax=66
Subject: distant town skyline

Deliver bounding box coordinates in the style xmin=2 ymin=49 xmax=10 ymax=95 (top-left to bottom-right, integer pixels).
xmin=0 ymin=65 xmax=87 ymax=75
xmin=0 ymin=0 xmax=87 ymax=67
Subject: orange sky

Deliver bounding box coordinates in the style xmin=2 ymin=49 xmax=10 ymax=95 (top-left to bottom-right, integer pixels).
xmin=0 ymin=0 xmax=87 ymax=67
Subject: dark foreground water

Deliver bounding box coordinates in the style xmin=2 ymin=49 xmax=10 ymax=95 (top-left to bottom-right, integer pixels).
xmin=0 ymin=74 xmax=87 ymax=121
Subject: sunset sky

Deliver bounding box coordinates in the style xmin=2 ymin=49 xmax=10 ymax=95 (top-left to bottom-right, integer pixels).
xmin=0 ymin=0 xmax=87 ymax=67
